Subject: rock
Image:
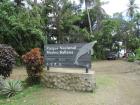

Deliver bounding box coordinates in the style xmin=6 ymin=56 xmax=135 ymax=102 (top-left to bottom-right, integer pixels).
xmin=41 ymin=71 xmax=95 ymax=92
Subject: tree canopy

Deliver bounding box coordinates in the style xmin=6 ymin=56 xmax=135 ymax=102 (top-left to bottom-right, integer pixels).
xmin=0 ymin=0 xmax=140 ymax=59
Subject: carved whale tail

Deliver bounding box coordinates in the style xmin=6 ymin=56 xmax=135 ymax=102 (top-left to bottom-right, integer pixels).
xmin=74 ymin=60 xmax=79 ymax=65
xmin=91 ymin=41 xmax=97 ymax=47
xmin=91 ymin=41 xmax=97 ymax=55
xmin=74 ymin=41 xmax=97 ymax=65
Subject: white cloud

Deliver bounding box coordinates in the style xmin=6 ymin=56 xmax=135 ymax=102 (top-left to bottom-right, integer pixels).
xmin=102 ymin=0 xmax=140 ymax=16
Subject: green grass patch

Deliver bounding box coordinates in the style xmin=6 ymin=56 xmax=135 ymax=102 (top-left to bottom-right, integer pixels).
xmin=0 ymin=75 xmax=116 ymax=105
xmin=96 ymin=75 xmax=116 ymax=88
xmin=0 ymin=84 xmax=45 ymax=105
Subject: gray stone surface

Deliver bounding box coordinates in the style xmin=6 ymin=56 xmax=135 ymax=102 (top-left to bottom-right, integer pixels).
xmin=41 ymin=69 xmax=96 ymax=92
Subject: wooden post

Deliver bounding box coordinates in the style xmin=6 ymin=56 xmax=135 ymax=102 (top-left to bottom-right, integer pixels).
xmin=47 ymin=66 xmax=50 ymax=70
xmin=86 ymin=67 xmax=88 ymax=73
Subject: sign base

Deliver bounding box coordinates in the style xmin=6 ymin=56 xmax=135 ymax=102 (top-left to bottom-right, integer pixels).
xmin=41 ymin=68 xmax=96 ymax=92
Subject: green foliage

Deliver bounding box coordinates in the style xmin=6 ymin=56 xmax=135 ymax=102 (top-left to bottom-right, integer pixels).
xmin=0 ymin=0 xmax=45 ymax=55
xmin=127 ymin=0 xmax=139 ymax=20
xmin=93 ymin=19 xmax=119 ymax=59
xmin=0 ymin=0 xmax=140 ymax=61
xmin=66 ymin=26 xmax=90 ymax=43
xmin=96 ymin=75 xmax=116 ymax=88
xmin=127 ymin=36 xmax=140 ymax=51
xmin=135 ymin=48 xmax=140 ymax=60
xmin=43 ymin=0 xmax=90 ymax=44
xmin=15 ymin=57 xmax=22 ymax=66
xmin=0 ymin=84 xmax=44 ymax=105
xmin=0 ymin=80 xmax=22 ymax=97
xmin=128 ymin=53 xmax=135 ymax=62
xmin=0 ymin=76 xmax=5 ymax=90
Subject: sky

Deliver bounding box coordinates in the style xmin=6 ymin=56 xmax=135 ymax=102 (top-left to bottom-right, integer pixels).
xmin=101 ymin=0 xmax=140 ymax=16
xmin=37 ymin=0 xmax=140 ymax=16
xmin=70 ymin=0 xmax=140 ymax=16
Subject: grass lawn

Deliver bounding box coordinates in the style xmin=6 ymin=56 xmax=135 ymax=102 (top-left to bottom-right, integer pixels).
xmin=96 ymin=75 xmax=116 ymax=88
xmin=0 ymin=75 xmax=115 ymax=105
xmin=0 ymin=84 xmax=46 ymax=105
xmin=1 ymin=60 xmax=140 ymax=105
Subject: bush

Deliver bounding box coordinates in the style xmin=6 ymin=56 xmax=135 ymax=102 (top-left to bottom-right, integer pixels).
xmin=0 ymin=76 xmax=5 ymax=90
xmin=0 ymin=44 xmax=18 ymax=78
xmin=22 ymin=48 xmax=44 ymax=85
xmin=128 ymin=53 xmax=135 ymax=62
xmin=0 ymin=80 xmax=22 ymax=97
xmin=135 ymin=48 xmax=140 ymax=60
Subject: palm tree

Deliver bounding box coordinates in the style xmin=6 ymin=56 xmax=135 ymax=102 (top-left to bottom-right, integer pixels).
xmin=127 ymin=0 xmax=139 ymax=36
xmin=134 ymin=13 xmax=140 ymax=37
xmin=80 ymin=0 xmax=95 ymax=35
xmin=34 ymin=0 xmax=37 ymax=4
xmin=93 ymin=0 xmax=107 ymax=31
xmin=80 ymin=0 xmax=107 ymax=35
xmin=127 ymin=0 xmax=139 ymax=20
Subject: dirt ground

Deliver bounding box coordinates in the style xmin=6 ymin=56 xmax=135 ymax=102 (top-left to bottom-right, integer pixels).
xmin=10 ymin=60 xmax=140 ymax=105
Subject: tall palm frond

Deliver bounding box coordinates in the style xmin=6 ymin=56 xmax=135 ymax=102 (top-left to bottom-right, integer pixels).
xmin=127 ymin=0 xmax=139 ymax=20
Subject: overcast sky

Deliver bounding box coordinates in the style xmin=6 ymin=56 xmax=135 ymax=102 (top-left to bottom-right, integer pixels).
xmin=37 ymin=0 xmax=140 ymax=16
xmin=101 ymin=0 xmax=140 ymax=16
xmin=71 ymin=0 xmax=140 ymax=16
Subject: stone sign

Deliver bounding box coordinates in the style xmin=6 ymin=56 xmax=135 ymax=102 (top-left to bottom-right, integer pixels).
xmin=44 ymin=41 xmax=97 ymax=71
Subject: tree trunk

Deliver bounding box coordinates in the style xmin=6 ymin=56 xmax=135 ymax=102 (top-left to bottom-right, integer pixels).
xmin=34 ymin=0 xmax=37 ymax=4
xmin=54 ymin=2 xmax=62 ymax=44
xmin=86 ymin=5 xmax=93 ymax=36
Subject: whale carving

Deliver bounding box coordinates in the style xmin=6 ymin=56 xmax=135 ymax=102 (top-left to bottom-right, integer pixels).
xmin=74 ymin=41 xmax=97 ymax=65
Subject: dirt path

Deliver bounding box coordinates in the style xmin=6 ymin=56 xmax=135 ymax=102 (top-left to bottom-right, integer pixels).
xmin=11 ymin=60 xmax=140 ymax=105
xmin=93 ymin=60 xmax=140 ymax=105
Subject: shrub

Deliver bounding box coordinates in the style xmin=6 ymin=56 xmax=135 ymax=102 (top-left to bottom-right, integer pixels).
xmin=135 ymin=48 xmax=140 ymax=60
xmin=22 ymin=48 xmax=44 ymax=85
xmin=0 ymin=76 xmax=5 ymax=90
xmin=128 ymin=53 xmax=135 ymax=62
xmin=0 ymin=44 xmax=18 ymax=78
xmin=0 ymin=80 xmax=22 ymax=97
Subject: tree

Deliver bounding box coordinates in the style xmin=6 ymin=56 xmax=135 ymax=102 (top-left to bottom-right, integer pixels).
xmin=127 ymin=0 xmax=139 ymax=20
xmin=133 ymin=13 xmax=140 ymax=37
xmin=43 ymin=0 xmax=89 ymax=44
xmin=0 ymin=0 xmax=45 ymax=55
xmin=34 ymin=0 xmax=37 ymax=4
xmin=112 ymin=13 xmax=129 ymax=49
xmin=14 ymin=0 xmax=24 ymax=6
xmin=127 ymin=35 xmax=140 ymax=51
xmin=92 ymin=0 xmax=108 ymax=31
xmin=80 ymin=0 xmax=95 ymax=35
